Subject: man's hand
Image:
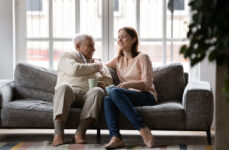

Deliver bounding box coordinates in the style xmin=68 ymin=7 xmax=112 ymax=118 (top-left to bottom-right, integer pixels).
xmin=98 ymin=81 xmax=106 ymax=89
xmin=98 ymin=81 xmax=107 ymax=93
xmin=117 ymin=82 xmax=131 ymax=89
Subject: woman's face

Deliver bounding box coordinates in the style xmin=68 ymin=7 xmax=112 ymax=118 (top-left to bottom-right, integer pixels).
xmin=118 ymin=30 xmax=136 ymax=52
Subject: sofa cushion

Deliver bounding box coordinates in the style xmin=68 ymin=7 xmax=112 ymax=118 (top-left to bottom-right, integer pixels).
xmin=154 ymin=63 xmax=185 ymax=103
xmin=14 ymin=63 xmax=57 ymax=101
xmin=14 ymin=86 xmax=54 ymax=102
xmin=1 ymin=99 xmax=184 ymax=129
xmin=108 ymin=67 xmax=120 ymax=85
xmin=13 ymin=63 xmax=119 ymax=101
xmin=98 ymin=102 xmax=185 ymax=130
xmin=13 ymin=62 xmax=185 ymax=103
xmin=1 ymin=99 xmax=54 ymax=127
xmin=1 ymin=99 xmax=82 ymax=128
xmin=136 ymin=102 xmax=185 ymax=129
xmin=15 ymin=63 xmax=57 ymax=93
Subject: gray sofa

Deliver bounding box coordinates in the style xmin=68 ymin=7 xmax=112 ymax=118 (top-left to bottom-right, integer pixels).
xmin=0 ymin=62 xmax=214 ymax=144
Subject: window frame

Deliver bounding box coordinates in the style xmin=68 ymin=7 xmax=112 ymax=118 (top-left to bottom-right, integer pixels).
xmin=15 ymin=0 xmax=189 ymax=69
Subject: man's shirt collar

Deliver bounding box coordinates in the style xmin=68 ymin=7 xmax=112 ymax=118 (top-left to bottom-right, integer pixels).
xmin=76 ymin=51 xmax=87 ymax=63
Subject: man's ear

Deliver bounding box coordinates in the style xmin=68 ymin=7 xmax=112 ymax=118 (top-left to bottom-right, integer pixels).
xmin=76 ymin=43 xmax=80 ymax=51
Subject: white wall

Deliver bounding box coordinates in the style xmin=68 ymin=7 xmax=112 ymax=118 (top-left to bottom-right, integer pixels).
xmin=0 ymin=0 xmax=13 ymax=79
xmin=200 ymin=57 xmax=216 ymax=128
xmin=200 ymin=57 xmax=216 ymax=97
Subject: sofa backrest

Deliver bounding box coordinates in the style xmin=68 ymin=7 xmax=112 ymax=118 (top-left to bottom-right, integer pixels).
xmin=108 ymin=63 xmax=186 ymax=103
xmin=14 ymin=63 xmax=57 ymax=101
xmin=14 ymin=62 xmax=186 ymax=103
xmin=153 ymin=63 xmax=186 ymax=103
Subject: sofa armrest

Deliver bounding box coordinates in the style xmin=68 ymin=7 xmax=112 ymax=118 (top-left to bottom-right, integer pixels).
xmin=0 ymin=80 xmax=14 ymax=108
xmin=182 ymin=81 xmax=214 ymax=130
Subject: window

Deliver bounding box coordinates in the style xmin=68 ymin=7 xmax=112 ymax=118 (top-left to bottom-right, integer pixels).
xmin=27 ymin=0 xmax=43 ymax=12
xmin=114 ymin=0 xmax=123 ymax=16
xmin=16 ymin=0 xmax=190 ymax=72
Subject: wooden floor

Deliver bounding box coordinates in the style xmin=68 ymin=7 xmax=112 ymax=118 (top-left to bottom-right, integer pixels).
xmin=0 ymin=129 xmax=215 ymax=147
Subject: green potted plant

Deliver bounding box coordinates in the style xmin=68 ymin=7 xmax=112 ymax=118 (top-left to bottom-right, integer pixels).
xmin=180 ymin=0 xmax=229 ymax=102
xmin=180 ymin=0 xmax=229 ymax=149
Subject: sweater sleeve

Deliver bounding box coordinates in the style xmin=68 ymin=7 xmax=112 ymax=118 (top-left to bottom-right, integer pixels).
xmin=140 ymin=54 xmax=154 ymax=90
xmin=58 ymin=52 xmax=99 ymax=76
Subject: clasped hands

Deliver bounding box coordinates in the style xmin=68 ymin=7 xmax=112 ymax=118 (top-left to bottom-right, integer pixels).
xmin=98 ymin=82 xmax=132 ymax=89
xmin=93 ymin=58 xmax=103 ymax=71
xmin=98 ymin=81 xmax=131 ymax=95
xmin=86 ymin=58 xmax=103 ymax=70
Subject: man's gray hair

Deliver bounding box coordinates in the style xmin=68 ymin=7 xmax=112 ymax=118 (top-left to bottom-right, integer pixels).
xmin=72 ymin=33 xmax=92 ymax=47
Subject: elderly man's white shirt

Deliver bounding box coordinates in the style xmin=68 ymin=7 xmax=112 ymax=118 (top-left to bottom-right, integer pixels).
xmin=55 ymin=51 xmax=113 ymax=92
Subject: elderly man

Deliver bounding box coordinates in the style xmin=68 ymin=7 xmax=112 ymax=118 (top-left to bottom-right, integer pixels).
xmin=52 ymin=34 xmax=113 ymax=146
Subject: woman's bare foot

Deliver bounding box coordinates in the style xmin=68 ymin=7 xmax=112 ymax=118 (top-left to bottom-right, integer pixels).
xmin=139 ymin=127 xmax=155 ymax=148
xmin=104 ymin=136 xmax=125 ymax=149
xmin=74 ymin=133 xmax=87 ymax=144
xmin=52 ymin=134 xmax=64 ymax=146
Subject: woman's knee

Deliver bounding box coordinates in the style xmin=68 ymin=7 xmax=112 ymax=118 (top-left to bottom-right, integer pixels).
xmin=109 ymin=88 xmax=123 ymax=96
xmin=109 ymin=88 xmax=125 ymax=102
xmin=103 ymin=96 xmax=112 ymax=106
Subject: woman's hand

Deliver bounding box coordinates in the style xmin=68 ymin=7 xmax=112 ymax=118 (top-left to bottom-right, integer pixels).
xmin=117 ymin=82 xmax=132 ymax=89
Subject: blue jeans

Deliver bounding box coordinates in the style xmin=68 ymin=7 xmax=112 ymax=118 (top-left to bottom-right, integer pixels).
xmin=103 ymin=88 xmax=157 ymax=138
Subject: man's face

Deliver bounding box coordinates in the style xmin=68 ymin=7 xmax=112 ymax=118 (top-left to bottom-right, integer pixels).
xmin=77 ymin=37 xmax=95 ymax=59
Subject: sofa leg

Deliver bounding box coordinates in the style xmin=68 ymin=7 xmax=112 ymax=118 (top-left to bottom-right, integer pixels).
xmin=96 ymin=129 xmax=101 ymax=143
xmin=206 ymin=129 xmax=211 ymax=145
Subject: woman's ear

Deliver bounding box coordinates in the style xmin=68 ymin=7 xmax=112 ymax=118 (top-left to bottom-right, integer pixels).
xmin=132 ymin=37 xmax=137 ymax=44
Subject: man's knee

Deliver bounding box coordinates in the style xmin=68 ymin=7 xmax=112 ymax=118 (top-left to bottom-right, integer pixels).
xmin=54 ymin=83 xmax=74 ymax=105
xmin=56 ymin=83 xmax=72 ymax=92
xmin=86 ymin=87 xmax=105 ymax=104
xmin=89 ymin=87 xmax=105 ymax=96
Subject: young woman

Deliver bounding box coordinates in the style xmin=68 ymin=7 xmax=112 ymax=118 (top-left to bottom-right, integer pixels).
xmin=104 ymin=27 xmax=157 ymax=149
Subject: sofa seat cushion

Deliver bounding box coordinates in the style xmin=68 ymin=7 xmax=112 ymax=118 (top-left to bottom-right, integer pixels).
xmin=1 ymin=99 xmax=81 ymax=128
xmin=154 ymin=63 xmax=185 ymax=103
xmin=1 ymin=99 xmax=53 ymax=127
xmin=98 ymin=102 xmax=185 ymax=130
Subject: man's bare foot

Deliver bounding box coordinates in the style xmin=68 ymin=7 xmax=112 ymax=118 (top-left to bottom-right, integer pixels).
xmin=74 ymin=133 xmax=87 ymax=144
xmin=104 ymin=136 xmax=125 ymax=149
xmin=139 ymin=127 xmax=155 ymax=148
xmin=52 ymin=134 xmax=64 ymax=146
